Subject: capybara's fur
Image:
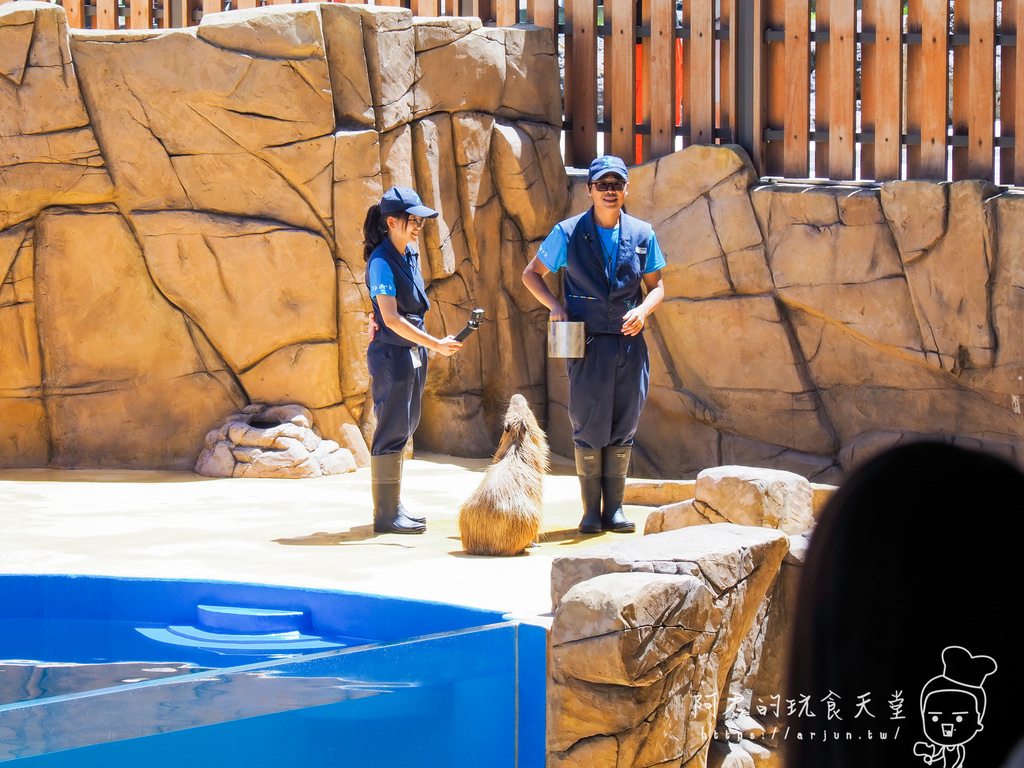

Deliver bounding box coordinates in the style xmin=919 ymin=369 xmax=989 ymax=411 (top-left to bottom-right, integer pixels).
xmin=458 ymin=394 xmax=550 ymax=556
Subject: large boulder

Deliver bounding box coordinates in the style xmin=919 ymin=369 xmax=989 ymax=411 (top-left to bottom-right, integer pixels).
xmin=548 ymin=525 xmax=790 ymax=768
xmin=645 ymin=465 xmax=814 ymax=536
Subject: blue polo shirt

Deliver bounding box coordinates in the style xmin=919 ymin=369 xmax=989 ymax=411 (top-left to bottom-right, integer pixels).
xmin=367 ymin=251 xmax=419 ymax=298
xmin=538 ymin=219 xmax=666 ymax=278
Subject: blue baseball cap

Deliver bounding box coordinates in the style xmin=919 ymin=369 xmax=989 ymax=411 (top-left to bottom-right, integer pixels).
xmin=588 ymin=155 xmax=629 ymax=182
xmin=379 ymin=187 xmax=438 ymax=218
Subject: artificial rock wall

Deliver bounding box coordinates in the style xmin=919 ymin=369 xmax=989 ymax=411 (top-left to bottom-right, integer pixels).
xmin=620 ymin=152 xmax=1024 ymax=482
xmin=0 ymin=0 xmax=566 ymax=469
xmin=3 ymin=0 xmax=1024 ymax=480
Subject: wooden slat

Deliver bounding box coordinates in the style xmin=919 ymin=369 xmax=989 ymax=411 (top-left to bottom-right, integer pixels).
xmin=814 ymin=0 xmax=830 ymax=176
xmin=762 ymin=0 xmax=787 ymax=175
xmin=920 ymin=0 xmax=949 ymax=179
xmin=907 ymin=0 xmax=948 ymax=180
xmin=1002 ymin=0 xmax=1024 ymax=184
xmin=688 ymin=0 xmax=714 ymax=145
xmin=783 ymin=0 xmax=810 ymax=176
xmin=494 ymin=0 xmax=518 ymax=26
xmin=861 ymin=0 xmax=902 ymax=181
xmin=1016 ymin=0 xmax=1024 ymax=185
xmin=827 ymin=0 xmax=855 ymax=179
xmin=607 ymin=0 xmax=636 ymax=161
xmin=525 ymin=0 xmax=557 ymax=29
xmin=565 ymin=0 xmax=597 ymax=166
xmin=234 ymin=0 xmax=256 ymax=9
xmin=876 ymin=0 xmax=903 ymax=180
xmin=640 ymin=0 xmax=675 ymax=160
xmin=411 ymin=0 xmax=441 ymax=15
xmin=96 ymin=0 xmax=118 ymax=29
xmin=201 ymin=0 xmax=220 ymax=20
xmin=718 ymin=0 xmax=735 ymax=143
xmin=967 ymin=0 xmax=995 ymax=181
xmin=130 ymin=0 xmax=151 ymax=28
xmin=62 ymin=0 xmax=87 ymax=28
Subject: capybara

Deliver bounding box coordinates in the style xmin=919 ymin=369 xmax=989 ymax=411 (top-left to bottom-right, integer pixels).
xmin=458 ymin=394 xmax=551 ymax=556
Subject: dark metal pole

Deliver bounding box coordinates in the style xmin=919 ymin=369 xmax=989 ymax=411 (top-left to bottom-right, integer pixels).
xmin=733 ymin=0 xmax=756 ymax=165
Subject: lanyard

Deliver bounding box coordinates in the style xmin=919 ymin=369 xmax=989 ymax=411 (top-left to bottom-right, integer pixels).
xmin=597 ymin=226 xmax=618 ymax=279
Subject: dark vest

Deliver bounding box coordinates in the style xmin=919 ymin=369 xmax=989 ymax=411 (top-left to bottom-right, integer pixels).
xmin=562 ymin=209 xmax=650 ymax=334
xmin=367 ymin=240 xmax=430 ymax=348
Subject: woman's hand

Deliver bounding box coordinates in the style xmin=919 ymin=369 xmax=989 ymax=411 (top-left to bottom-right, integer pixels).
xmin=433 ymin=335 xmax=462 ymax=357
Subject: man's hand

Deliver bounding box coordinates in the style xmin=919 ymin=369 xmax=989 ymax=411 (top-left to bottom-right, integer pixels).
xmin=621 ymin=307 xmax=647 ymax=336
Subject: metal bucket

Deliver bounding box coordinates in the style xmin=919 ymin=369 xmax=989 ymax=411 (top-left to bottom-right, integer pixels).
xmin=548 ymin=321 xmax=585 ymax=358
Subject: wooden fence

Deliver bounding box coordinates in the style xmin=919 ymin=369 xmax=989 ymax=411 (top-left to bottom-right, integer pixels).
xmin=8 ymin=0 xmax=1024 ymax=186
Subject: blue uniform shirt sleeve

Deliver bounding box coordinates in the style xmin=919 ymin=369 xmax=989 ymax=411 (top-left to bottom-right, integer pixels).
xmin=367 ymin=258 xmax=397 ymax=298
xmin=537 ymin=224 xmax=569 ymax=272
xmin=645 ymin=229 xmax=667 ymax=273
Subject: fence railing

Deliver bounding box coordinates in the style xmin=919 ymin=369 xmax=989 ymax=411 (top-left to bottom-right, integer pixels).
xmin=7 ymin=0 xmax=1022 ymax=186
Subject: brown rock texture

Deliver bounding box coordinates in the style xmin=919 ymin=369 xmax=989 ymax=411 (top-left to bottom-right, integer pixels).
xmin=548 ymin=524 xmax=790 ymax=767
xmin=623 ymin=165 xmax=1024 ymax=482
xmin=644 ymin=465 xmax=814 ymax=536
xmin=2 ymin=1 xmax=1023 ymax=480
xmin=0 ymin=1 xmax=565 ymax=469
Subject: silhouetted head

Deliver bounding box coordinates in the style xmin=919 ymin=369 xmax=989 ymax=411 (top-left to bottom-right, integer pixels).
xmin=786 ymin=441 xmax=1024 ymax=768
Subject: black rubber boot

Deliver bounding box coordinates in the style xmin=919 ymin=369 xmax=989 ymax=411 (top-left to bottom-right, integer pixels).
xmin=371 ymin=453 xmax=426 ymax=534
xmin=575 ymin=447 xmax=604 ymax=534
xmin=396 ymin=453 xmax=426 ymax=524
xmin=601 ymin=445 xmax=636 ymax=533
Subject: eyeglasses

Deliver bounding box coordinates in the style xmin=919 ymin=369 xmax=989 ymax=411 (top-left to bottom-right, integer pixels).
xmin=592 ymin=180 xmax=626 ymax=192
xmin=407 ymin=216 xmax=425 ymax=228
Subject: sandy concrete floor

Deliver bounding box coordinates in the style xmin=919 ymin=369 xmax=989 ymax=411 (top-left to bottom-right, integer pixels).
xmin=0 ymin=453 xmax=654 ymax=620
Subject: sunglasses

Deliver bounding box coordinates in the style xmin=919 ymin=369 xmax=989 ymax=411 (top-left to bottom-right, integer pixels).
xmin=592 ymin=180 xmax=626 ymax=192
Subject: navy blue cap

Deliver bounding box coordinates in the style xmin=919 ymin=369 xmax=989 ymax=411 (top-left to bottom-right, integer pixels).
xmin=379 ymin=187 xmax=438 ymax=218
xmin=588 ymin=155 xmax=629 ymax=182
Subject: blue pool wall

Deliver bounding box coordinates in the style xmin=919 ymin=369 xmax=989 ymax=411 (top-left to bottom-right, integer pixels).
xmin=0 ymin=573 xmax=509 ymax=643
xmin=0 ymin=574 xmax=547 ymax=767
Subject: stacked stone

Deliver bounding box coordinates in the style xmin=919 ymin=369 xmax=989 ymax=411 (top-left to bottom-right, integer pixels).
xmin=549 ymin=467 xmax=819 ymax=767
xmin=195 ymin=403 xmax=361 ymax=479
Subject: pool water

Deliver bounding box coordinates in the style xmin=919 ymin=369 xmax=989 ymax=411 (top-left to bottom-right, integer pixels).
xmin=0 ymin=575 xmax=546 ymax=766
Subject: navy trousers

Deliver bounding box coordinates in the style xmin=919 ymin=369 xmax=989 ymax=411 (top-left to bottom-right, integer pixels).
xmin=368 ymin=341 xmax=428 ymax=456
xmin=567 ymin=333 xmax=650 ymax=450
